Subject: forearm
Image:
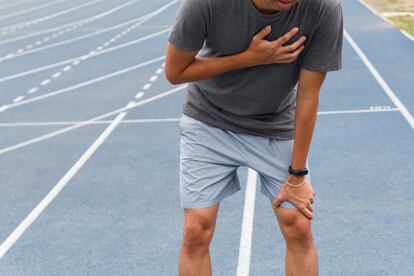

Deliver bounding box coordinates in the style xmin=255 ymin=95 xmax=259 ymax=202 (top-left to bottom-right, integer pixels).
xmin=291 ymin=93 xmax=319 ymax=170
xmin=172 ymin=52 xmax=252 ymax=84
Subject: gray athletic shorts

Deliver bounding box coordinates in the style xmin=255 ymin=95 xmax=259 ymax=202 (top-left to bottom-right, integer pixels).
xmin=179 ymin=113 xmax=312 ymax=210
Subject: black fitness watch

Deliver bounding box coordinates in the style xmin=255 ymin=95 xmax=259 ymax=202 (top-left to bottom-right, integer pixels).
xmin=288 ymin=165 xmax=308 ymax=176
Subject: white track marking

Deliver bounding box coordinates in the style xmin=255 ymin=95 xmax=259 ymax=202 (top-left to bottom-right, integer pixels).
xmin=0 ymin=56 xmax=165 ymax=113
xmin=0 ymin=112 xmax=127 ymax=259
xmin=155 ymin=68 xmax=163 ymax=74
xmin=344 ymin=29 xmax=414 ymax=129
xmin=135 ymin=92 xmax=145 ymax=99
xmin=318 ymin=107 xmax=399 ymax=115
xmin=40 ymin=79 xmax=51 ymax=86
xmin=12 ymin=96 xmax=24 ymax=103
xmin=149 ymin=75 xmax=158 ymax=82
xmin=0 ymin=108 xmax=399 ymax=128
xmin=0 ymin=0 xmax=68 ymax=21
xmin=1 ymin=0 xmax=105 ymax=32
xmin=0 ymin=0 xmax=141 ymax=60
xmin=0 ymin=85 xmax=186 ymax=155
xmin=0 ymin=118 xmax=182 ymax=127
xmin=142 ymin=83 xmax=152 ymax=90
xmin=52 ymin=72 xmax=62 ymax=79
xmin=237 ymin=168 xmax=257 ymax=276
xmin=0 ymin=0 xmax=37 ymax=11
xmin=0 ymin=29 xmax=170 ymax=82
xmin=0 ymin=0 xmax=143 ymax=45
xmin=27 ymin=87 xmax=38 ymax=94
xmin=0 ymin=0 xmax=178 ymax=60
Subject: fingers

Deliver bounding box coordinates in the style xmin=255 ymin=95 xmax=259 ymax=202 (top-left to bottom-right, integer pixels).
xmin=253 ymin=25 xmax=272 ymax=41
xmin=301 ymin=207 xmax=313 ymax=220
xmin=281 ymin=35 xmax=306 ymax=53
xmin=275 ymin=26 xmax=299 ymax=46
xmin=272 ymin=197 xmax=282 ymax=208
xmin=278 ymin=45 xmax=305 ymax=63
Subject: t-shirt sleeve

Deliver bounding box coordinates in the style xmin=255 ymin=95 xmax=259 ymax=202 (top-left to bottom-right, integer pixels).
xmin=168 ymin=0 xmax=210 ymax=52
xmin=301 ymin=2 xmax=344 ymax=72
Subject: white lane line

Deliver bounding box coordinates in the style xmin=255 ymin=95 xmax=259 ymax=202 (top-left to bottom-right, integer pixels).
xmin=344 ymin=29 xmax=414 ymax=130
xmin=52 ymin=72 xmax=62 ymax=79
xmin=0 ymin=108 xmax=400 ymax=127
xmin=237 ymin=168 xmax=257 ymax=276
xmin=0 ymin=0 xmax=37 ymax=11
xmin=0 ymin=0 xmax=143 ymax=46
xmin=0 ymin=0 xmax=68 ymax=21
xmin=1 ymin=0 xmax=105 ymax=32
xmin=0 ymin=29 xmax=170 ymax=82
xmin=149 ymin=75 xmax=158 ymax=82
xmin=12 ymin=96 xmax=25 ymax=103
xmin=126 ymin=101 xmax=136 ymax=108
xmin=142 ymin=83 xmax=152 ymax=90
xmin=0 ymin=118 xmax=182 ymax=127
xmin=318 ymin=107 xmax=399 ymax=115
xmin=27 ymin=87 xmax=38 ymax=94
xmin=0 ymin=85 xmax=186 ymax=155
xmin=0 ymin=1 xmax=178 ymax=60
xmin=135 ymin=92 xmax=145 ymax=99
xmin=0 ymin=112 xmax=127 ymax=259
xmin=40 ymin=79 xmax=51 ymax=86
xmin=155 ymin=68 xmax=163 ymax=74
xmin=0 ymin=56 xmax=165 ymax=113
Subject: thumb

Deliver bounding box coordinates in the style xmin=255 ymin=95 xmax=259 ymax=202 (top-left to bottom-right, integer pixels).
xmin=254 ymin=25 xmax=271 ymax=40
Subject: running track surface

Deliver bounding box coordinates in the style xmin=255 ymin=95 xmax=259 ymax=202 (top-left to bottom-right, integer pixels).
xmin=0 ymin=0 xmax=413 ymax=275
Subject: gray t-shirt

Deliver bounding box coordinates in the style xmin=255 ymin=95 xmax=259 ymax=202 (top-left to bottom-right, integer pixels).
xmin=168 ymin=0 xmax=343 ymax=140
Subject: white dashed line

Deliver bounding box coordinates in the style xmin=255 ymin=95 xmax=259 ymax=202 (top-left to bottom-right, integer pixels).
xmin=142 ymin=83 xmax=152 ymax=90
xmin=13 ymin=96 xmax=25 ymax=103
xmin=27 ymin=87 xmax=39 ymax=94
xmin=135 ymin=92 xmax=145 ymax=99
xmin=63 ymin=66 xmax=71 ymax=72
xmin=0 ymin=0 xmax=142 ymax=46
xmin=149 ymin=75 xmax=158 ymax=82
xmin=52 ymin=72 xmax=62 ymax=79
xmin=40 ymin=79 xmax=51 ymax=86
xmin=126 ymin=101 xmax=136 ymax=108
xmin=156 ymin=68 xmax=163 ymax=74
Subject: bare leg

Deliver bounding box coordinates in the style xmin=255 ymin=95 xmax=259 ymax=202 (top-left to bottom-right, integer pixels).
xmin=272 ymin=205 xmax=318 ymax=276
xmin=179 ymin=203 xmax=220 ymax=276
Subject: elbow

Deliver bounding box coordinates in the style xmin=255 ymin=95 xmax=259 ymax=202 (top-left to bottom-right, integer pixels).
xmin=165 ymin=70 xmax=183 ymax=85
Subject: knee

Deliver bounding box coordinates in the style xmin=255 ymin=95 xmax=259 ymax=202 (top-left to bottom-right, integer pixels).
xmin=279 ymin=211 xmax=314 ymax=251
xmin=182 ymin=222 xmax=214 ymax=253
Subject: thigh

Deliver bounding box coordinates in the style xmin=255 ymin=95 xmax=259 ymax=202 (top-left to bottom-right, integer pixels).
xmin=243 ymin=137 xmax=312 ymax=209
xmin=179 ymin=113 xmax=244 ymax=209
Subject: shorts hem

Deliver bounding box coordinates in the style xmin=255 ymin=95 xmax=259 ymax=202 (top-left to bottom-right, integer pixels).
xmin=181 ymin=186 xmax=241 ymax=209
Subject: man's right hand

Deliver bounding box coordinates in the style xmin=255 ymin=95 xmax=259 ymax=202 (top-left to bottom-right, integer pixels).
xmin=242 ymin=25 xmax=307 ymax=66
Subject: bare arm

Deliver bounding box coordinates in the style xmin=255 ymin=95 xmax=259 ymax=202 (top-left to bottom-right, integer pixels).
xmin=273 ymin=68 xmax=327 ymax=220
xmin=165 ymin=26 xmax=307 ymax=84
xmin=290 ymin=68 xmax=327 ymax=175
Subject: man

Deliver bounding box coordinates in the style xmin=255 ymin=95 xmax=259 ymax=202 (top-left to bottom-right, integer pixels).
xmin=165 ymin=0 xmax=343 ymax=275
